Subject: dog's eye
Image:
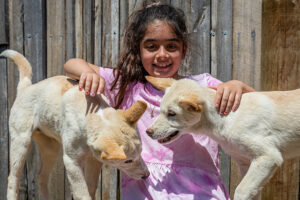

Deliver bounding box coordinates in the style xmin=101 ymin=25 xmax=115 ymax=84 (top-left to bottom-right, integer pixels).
xmin=124 ymin=159 xmax=133 ymax=164
xmin=168 ymin=111 xmax=176 ymax=117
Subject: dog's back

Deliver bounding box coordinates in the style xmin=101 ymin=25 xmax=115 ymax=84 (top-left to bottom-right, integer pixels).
xmin=1 ymin=50 xmax=87 ymax=140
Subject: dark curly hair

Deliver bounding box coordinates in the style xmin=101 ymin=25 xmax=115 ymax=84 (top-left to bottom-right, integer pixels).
xmin=111 ymin=2 xmax=188 ymax=108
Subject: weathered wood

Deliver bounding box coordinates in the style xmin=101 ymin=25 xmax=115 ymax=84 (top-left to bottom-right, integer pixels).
xmin=75 ymin=0 xmax=83 ymax=58
xmin=64 ymin=0 xmax=75 ymax=199
xmin=94 ymin=0 xmax=103 ymax=66
xmin=94 ymin=2 xmax=103 ymax=199
xmin=46 ymin=1 xmax=66 ymax=199
xmin=101 ymin=1 xmax=112 ymax=67
xmin=231 ymin=0 xmax=262 ymax=198
xmin=23 ymin=0 xmax=46 ymax=199
xmin=0 ymin=0 xmax=8 ymax=45
xmin=65 ymin=0 xmax=75 ymax=64
xmin=0 ymin=55 xmax=9 ymax=200
xmin=261 ymin=0 xmax=300 ymax=199
xmin=232 ymin=0 xmax=262 ymax=89
xmin=0 ymin=2 xmax=9 ymax=198
xmin=176 ymin=0 xmax=211 ymax=76
xmin=101 ymin=1 xmax=120 ymax=199
xmin=83 ymin=0 xmax=94 ymax=63
xmin=7 ymin=1 xmax=28 ymax=199
xmin=210 ymin=0 xmax=233 ymax=193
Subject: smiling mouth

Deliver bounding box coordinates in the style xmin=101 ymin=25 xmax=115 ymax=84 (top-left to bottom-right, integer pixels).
xmin=153 ymin=64 xmax=172 ymax=69
xmin=158 ymin=131 xmax=179 ymax=143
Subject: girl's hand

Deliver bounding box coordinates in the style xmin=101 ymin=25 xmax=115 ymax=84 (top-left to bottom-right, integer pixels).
xmin=209 ymin=80 xmax=255 ymax=115
xmin=79 ymin=71 xmax=105 ymax=97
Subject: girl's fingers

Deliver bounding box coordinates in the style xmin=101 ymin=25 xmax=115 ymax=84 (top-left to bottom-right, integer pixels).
xmin=79 ymin=74 xmax=87 ymax=90
xmin=215 ymin=87 xmax=224 ymax=109
xmin=97 ymin=76 xmax=105 ymax=95
xmin=219 ymin=89 xmax=230 ymax=114
xmin=232 ymin=92 xmax=242 ymax=111
xmin=224 ymin=92 xmax=235 ymax=114
xmin=208 ymin=86 xmax=217 ymax=90
xmin=89 ymin=75 xmax=100 ymax=96
xmin=84 ymin=75 xmax=92 ymax=95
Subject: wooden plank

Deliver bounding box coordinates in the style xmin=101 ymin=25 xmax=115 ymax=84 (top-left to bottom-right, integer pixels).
xmin=101 ymin=1 xmax=112 ymax=67
xmin=65 ymin=0 xmax=75 ymax=63
xmin=215 ymin=0 xmax=232 ymax=82
xmin=232 ymin=0 xmax=262 ymax=89
xmin=65 ymin=0 xmax=75 ymax=198
xmin=0 ymin=2 xmax=9 ymax=198
xmin=46 ymin=1 xmax=66 ymax=199
xmin=175 ymin=0 xmax=211 ymax=76
xmin=101 ymin=1 xmax=120 ymax=199
xmin=0 ymin=53 xmax=9 ymax=200
xmin=83 ymin=0 xmax=94 ymax=63
xmin=231 ymin=0 xmax=262 ymax=198
xmin=94 ymin=2 xmax=103 ymax=199
xmin=23 ymin=0 xmax=46 ymax=199
xmin=211 ymin=0 xmax=233 ymax=193
xmin=261 ymin=0 xmax=300 ymax=199
xmin=94 ymin=0 xmax=102 ymax=66
xmin=75 ymin=0 xmax=83 ymax=58
xmin=0 ymin=0 xmax=8 ymax=45
xmin=7 ymin=1 xmax=28 ymax=199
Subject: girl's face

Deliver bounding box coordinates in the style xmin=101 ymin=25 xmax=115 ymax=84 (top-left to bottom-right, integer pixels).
xmin=140 ymin=20 xmax=186 ymax=79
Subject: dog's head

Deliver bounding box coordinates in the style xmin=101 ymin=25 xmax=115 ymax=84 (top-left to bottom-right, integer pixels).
xmin=86 ymin=101 xmax=150 ymax=180
xmin=145 ymin=76 xmax=204 ymax=144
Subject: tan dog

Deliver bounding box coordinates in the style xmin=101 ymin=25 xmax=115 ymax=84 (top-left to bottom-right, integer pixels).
xmin=1 ymin=49 xmax=150 ymax=200
xmin=145 ymin=76 xmax=300 ymax=200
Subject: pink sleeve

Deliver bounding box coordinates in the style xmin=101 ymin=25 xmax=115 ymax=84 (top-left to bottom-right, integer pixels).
xmin=188 ymin=73 xmax=222 ymax=87
xmin=204 ymin=73 xmax=222 ymax=87
xmin=99 ymin=67 xmax=118 ymax=107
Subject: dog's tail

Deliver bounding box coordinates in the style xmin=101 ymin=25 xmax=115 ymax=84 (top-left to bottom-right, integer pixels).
xmin=0 ymin=50 xmax=32 ymax=94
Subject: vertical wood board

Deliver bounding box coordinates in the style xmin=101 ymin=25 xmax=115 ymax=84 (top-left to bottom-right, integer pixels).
xmin=261 ymin=0 xmax=300 ymax=199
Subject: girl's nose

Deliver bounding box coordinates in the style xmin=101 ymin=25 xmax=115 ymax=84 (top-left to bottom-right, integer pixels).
xmin=157 ymin=46 xmax=169 ymax=60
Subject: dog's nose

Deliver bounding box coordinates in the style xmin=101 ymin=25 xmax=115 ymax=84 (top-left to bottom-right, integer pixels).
xmin=146 ymin=128 xmax=154 ymax=137
xmin=141 ymin=172 xmax=150 ymax=180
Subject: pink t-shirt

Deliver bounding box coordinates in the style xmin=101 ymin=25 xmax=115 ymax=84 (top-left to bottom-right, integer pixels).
xmin=100 ymin=67 xmax=230 ymax=200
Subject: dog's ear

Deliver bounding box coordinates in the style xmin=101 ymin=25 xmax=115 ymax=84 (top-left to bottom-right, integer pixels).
xmin=100 ymin=141 xmax=127 ymax=160
xmin=119 ymin=101 xmax=147 ymax=125
xmin=91 ymin=137 xmax=127 ymax=160
xmin=145 ymin=76 xmax=175 ymax=91
xmin=100 ymin=146 xmax=127 ymax=160
xmin=179 ymin=95 xmax=202 ymax=113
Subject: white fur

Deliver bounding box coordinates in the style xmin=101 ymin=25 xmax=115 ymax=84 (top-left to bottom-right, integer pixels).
xmin=4 ymin=50 xmax=149 ymax=200
xmin=147 ymin=77 xmax=300 ymax=200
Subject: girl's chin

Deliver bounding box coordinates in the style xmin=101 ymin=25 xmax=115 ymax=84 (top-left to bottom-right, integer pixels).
xmin=152 ymin=70 xmax=177 ymax=78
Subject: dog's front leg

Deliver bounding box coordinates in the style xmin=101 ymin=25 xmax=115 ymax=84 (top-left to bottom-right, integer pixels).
xmin=84 ymin=156 xmax=102 ymax=199
xmin=234 ymin=153 xmax=283 ymax=200
xmin=63 ymin=154 xmax=92 ymax=200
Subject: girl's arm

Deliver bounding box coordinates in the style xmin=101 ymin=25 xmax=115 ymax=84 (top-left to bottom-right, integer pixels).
xmin=64 ymin=58 xmax=105 ymax=96
xmin=209 ymin=80 xmax=255 ymax=115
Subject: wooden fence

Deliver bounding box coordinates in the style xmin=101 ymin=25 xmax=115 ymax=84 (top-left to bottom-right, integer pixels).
xmin=0 ymin=0 xmax=299 ymax=199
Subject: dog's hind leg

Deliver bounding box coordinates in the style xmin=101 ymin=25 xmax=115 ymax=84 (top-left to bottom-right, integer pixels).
xmin=83 ymin=156 xmax=102 ymax=199
xmin=7 ymin=129 xmax=33 ymax=200
xmin=234 ymin=151 xmax=283 ymax=200
xmin=33 ymin=130 xmax=61 ymax=200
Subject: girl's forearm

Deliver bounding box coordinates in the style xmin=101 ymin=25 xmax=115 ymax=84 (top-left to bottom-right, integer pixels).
xmin=64 ymin=58 xmax=97 ymax=80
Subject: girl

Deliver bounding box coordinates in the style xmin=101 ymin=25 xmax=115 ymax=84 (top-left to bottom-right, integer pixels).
xmin=64 ymin=3 xmax=255 ymax=200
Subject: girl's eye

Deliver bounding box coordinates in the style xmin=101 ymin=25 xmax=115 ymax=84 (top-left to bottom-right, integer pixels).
xmin=166 ymin=44 xmax=178 ymax=51
xmin=145 ymin=44 xmax=157 ymax=50
xmin=124 ymin=160 xmax=133 ymax=164
xmin=168 ymin=111 xmax=176 ymax=117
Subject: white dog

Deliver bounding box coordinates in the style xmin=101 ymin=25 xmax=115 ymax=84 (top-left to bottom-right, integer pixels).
xmin=1 ymin=49 xmax=150 ymax=200
xmin=145 ymin=76 xmax=300 ymax=200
